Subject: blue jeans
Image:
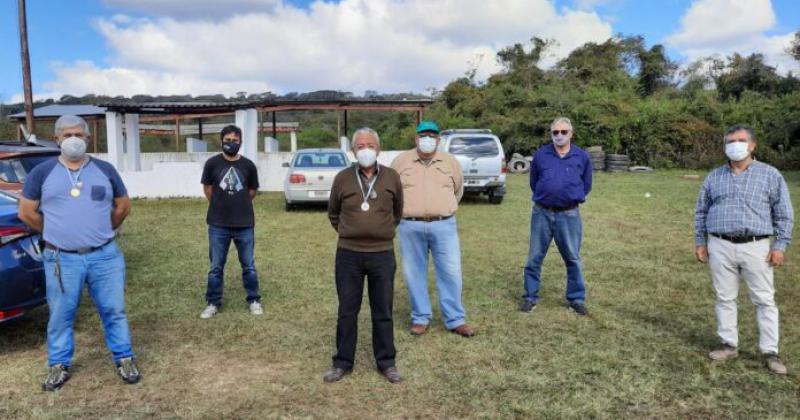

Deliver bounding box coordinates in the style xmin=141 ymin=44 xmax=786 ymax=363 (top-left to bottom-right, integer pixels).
xmin=43 ymin=241 xmax=134 ymax=367
xmin=206 ymin=225 xmax=260 ymax=307
xmin=523 ymin=205 xmax=586 ymax=303
xmin=398 ymin=217 xmax=467 ymax=330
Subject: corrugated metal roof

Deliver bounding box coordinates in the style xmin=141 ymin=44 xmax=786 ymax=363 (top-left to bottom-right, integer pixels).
xmin=100 ymin=99 xmax=433 ymax=114
xmin=8 ymin=104 xmax=106 ymax=119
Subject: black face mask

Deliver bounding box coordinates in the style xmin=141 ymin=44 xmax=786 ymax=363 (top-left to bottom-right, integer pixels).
xmin=222 ymin=141 xmax=240 ymax=156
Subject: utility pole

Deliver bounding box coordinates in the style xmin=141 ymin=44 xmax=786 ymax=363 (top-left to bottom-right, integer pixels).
xmin=18 ymin=0 xmax=35 ymax=141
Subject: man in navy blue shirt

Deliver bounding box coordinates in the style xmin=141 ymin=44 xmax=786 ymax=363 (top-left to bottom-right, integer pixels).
xmin=520 ymin=117 xmax=592 ymax=315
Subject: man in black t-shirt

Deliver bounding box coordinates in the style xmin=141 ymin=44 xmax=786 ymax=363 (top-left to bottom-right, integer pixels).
xmin=199 ymin=125 xmax=262 ymax=318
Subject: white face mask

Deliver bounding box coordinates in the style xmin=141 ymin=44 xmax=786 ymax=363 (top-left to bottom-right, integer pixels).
xmin=552 ymin=134 xmax=570 ymax=147
xmin=417 ymin=136 xmax=437 ymax=154
xmin=60 ymin=136 xmax=87 ymax=162
xmin=725 ymin=141 xmax=750 ymax=162
xmin=356 ymin=148 xmax=377 ymax=167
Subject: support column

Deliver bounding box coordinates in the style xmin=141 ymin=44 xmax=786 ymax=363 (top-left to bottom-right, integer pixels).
xmin=290 ymin=131 xmax=298 ymax=153
xmin=235 ymin=108 xmax=258 ymax=162
xmin=175 ymin=118 xmax=181 ymax=152
xmin=124 ymin=113 xmax=141 ymax=171
xmin=91 ymin=119 xmax=99 ymax=153
xmin=272 ymin=111 xmax=277 ymax=139
xmin=340 ymin=136 xmax=349 ymax=153
xmin=105 ymin=112 xmax=125 ymax=171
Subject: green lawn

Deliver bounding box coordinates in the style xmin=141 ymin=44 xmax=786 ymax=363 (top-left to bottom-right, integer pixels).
xmin=1 ymin=171 xmax=799 ymax=419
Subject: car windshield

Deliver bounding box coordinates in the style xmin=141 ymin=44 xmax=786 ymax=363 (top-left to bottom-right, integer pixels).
xmin=448 ymin=137 xmax=499 ymax=156
xmin=294 ymin=152 xmax=348 ymax=168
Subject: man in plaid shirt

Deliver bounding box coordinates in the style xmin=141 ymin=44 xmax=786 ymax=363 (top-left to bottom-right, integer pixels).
xmin=694 ymin=124 xmax=794 ymax=375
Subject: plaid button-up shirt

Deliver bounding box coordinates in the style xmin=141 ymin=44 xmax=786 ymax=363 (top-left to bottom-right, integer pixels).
xmin=694 ymin=161 xmax=794 ymax=251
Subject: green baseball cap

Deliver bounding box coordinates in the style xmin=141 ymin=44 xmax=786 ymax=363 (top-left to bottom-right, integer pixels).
xmin=416 ymin=120 xmax=440 ymax=134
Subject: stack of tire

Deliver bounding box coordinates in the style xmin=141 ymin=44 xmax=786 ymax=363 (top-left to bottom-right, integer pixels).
xmin=507 ymin=153 xmax=531 ymax=174
xmin=586 ymin=146 xmax=605 ymax=171
xmin=605 ymin=154 xmax=630 ymax=172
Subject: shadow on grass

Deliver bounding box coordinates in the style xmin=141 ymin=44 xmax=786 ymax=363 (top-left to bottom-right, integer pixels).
xmin=615 ymin=305 xmax=713 ymax=352
xmin=0 ymin=306 xmax=47 ymax=354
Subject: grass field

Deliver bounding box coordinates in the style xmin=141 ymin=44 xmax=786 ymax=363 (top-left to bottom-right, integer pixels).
xmin=1 ymin=171 xmax=799 ymax=419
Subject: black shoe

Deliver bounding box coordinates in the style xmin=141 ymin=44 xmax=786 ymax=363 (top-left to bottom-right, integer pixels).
xmin=42 ymin=364 xmax=70 ymax=392
xmin=568 ymin=301 xmax=588 ymax=316
xmin=520 ymin=299 xmax=537 ymax=313
xmin=116 ymin=357 xmax=141 ymax=384
xmin=323 ymin=367 xmax=351 ymax=383
xmin=380 ymin=366 xmax=403 ymax=384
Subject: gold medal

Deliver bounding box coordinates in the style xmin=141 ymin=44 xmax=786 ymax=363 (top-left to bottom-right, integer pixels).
xmin=70 ymin=188 xmax=81 ymax=198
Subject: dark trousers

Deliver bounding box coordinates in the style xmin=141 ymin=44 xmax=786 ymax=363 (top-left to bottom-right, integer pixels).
xmin=333 ymin=248 xmax=396 ymax=371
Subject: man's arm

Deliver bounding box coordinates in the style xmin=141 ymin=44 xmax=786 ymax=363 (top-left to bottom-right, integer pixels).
xmin=694 ymin=179 xmax=711 ymax=263
xmin=203 ymin=185 xmax=213 ymax=201
xmin=767 ymin=173 xmax=794 ymax=266
xmin=111 ymin=196 xmax=132 ymax=229
xmin=452 ymin=157 xmax=464 ymax=202
xmin=529 ymin=155 xmax=538 ymax=194
xmin=328 ymin=175 xmax=342 ymax=231
xmin=249 ymin=189 xmax=257 ymax=200
xmin=393 ymin=172 xmax=404 ymax=226
xmin=583 ymin=153 xmax=593 ymax=196
xmin=248 ymin=161 xmax=260 ymax=201
xmin=18 ymin=198 xmax=43 ymax=233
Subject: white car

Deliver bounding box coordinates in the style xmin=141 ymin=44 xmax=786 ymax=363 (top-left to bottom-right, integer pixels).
xmin=282 ymin=148 xmax=350 ymax=211
xmin=438 ymin=129 xmax=506 ymax=204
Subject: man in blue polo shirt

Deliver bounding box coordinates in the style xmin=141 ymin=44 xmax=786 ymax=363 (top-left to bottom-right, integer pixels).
xmin=520 ymin=117 xmax=592 ymax=315
xmin=18 ymin=115 xmax=139 ymax=391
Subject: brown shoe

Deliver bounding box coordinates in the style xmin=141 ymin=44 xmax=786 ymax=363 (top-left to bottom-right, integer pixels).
xmin=380 ymin=366 xmax=403 ymax=384
xmin=410 ymin=324 xmax=428 ymax=336
xmin=449 ymin=324 xmax=475 ymax=338
xmin=708 ymin=343 xmax=738 ymax=361
xmin=764 ymin=353 xmax=787 ymax=375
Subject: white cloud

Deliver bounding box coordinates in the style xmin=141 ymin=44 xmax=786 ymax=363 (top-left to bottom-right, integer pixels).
xmin=102 ymin=0 xmax=282 ymax=19
xmin=572 ymin=0 xmax=621 ymax=11
xmin=666 ymin=0 xmax=798 ymax=74
xmin=36 ymin=0 xmax=613 ymax=97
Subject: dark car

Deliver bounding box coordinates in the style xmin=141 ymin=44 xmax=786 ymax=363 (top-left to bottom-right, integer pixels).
xmin=0 ymin=141 xmax=60 ymax=322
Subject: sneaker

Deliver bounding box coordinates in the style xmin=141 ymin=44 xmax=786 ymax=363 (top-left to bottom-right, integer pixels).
xmin=42 ymin=364 xmax=70 ymax=392
xmin=708 ymin=343 xmax=738 ymax=361
xmin=249 ymin=301 xmax=264 ymax=315
xmin=568 ymin=301 xmax=588 ymax=316
xmin=200 ymin=304 xmax=218 ymax=319
xmin=116 ymin=357 xmax=141 ymax=384
xmin=520 ymin=299 xmax=537 ymax=313
xmin=764 ymin=353 xmax=787 ymax=375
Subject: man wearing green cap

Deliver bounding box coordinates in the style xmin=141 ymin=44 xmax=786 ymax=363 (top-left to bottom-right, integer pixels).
xmin=390 ymin=121 xmax=475 ymax=338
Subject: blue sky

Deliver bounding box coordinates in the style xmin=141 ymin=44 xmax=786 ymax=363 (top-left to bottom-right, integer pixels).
xmin=1 ymin=0 xmax=798 ymax=103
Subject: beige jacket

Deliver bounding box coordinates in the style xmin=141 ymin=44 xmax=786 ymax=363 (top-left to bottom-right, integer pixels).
xmin=390 ymin=149 xmax=463 ymax=218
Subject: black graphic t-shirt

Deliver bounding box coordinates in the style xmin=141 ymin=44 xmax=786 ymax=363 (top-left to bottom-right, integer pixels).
xmin=201 ymin=154 xmax=260 ymax=228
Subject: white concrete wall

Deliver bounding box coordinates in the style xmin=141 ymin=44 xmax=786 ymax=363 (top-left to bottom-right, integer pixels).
xmin=89 ymin=150 xmax=408 ymax=198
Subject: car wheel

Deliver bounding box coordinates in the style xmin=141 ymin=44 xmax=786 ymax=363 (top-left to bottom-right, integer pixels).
xmin=284 ymin=200 xmax=294 ymax=212
xmin=488 ymin=193 xmax=503 ymax=204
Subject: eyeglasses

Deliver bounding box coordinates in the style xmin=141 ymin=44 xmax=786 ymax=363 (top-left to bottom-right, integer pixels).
xmin=552 ymin=130 xmax=570 ymax=136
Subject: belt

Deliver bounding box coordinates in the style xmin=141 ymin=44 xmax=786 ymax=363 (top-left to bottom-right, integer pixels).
xmin=403 ymin=215 xmax=454 ymax=222
xmin=710 ymin=233 xmax=769 ymax=244
xmin=536 ymin=204 xmax=578 ymax=212
xmin=45 ymin=239 xmax=113 ymax=255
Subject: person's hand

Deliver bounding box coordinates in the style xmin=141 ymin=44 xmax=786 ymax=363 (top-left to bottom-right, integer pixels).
xmin=767 ymin=249 xmax=785 ymax=267
xmin=695 ymin=246 xmax=708 ymax=263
